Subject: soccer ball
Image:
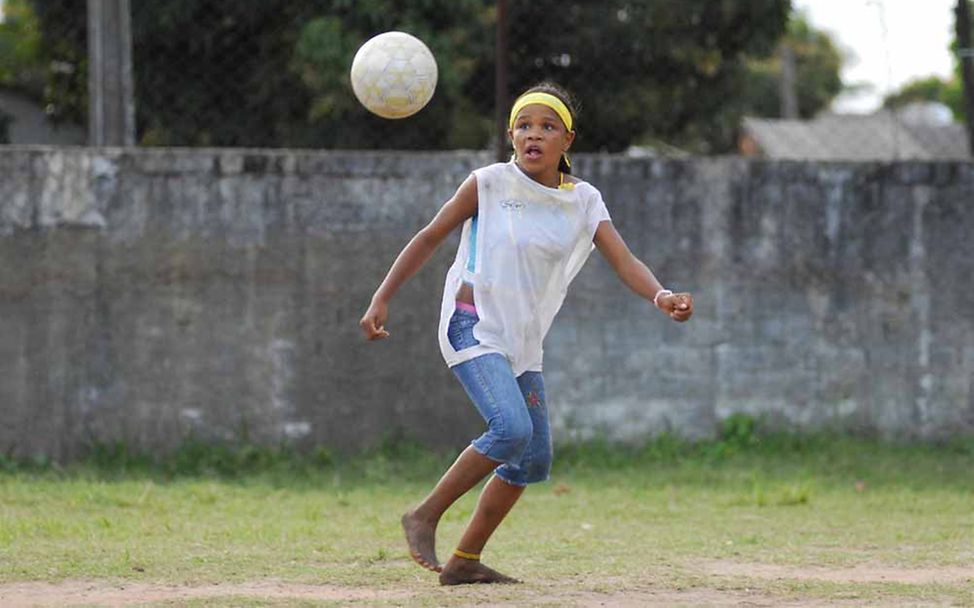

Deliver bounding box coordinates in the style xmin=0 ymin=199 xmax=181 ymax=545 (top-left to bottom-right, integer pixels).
xmin=350 ymin=31 xmax=438 ymax=119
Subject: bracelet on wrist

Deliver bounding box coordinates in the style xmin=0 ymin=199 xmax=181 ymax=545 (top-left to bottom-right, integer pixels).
xmin=653 ymin=289 xmax=673 ymax=308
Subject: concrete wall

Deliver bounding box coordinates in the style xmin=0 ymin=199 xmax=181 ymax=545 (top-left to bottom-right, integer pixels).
xmin=0 ymin=147 xmax=972 ymax=460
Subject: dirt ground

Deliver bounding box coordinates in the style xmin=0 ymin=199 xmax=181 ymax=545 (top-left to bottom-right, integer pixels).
xmin=0 ymin=561 xmax=969 ymax=607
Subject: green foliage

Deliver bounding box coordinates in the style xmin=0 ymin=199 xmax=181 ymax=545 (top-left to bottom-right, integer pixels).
xmin=4 ymin=415 xmax=974 ymax=490
xmin=22 ymin=439 xmax=336 ymax=481
xmin=740 ymin=12 xmax=844 ymax=121
xmin=942 ymin=77 xmax=967 ymax=120
xmin=287 ymin=0 xmax=493 ymax=150
xmin=718 ymin=411 xmax=760 ymax=447
xmin=13 ymin=0 xmax=804 ymax=151
xmin=882 ymin=1 xmax=973 ymax=123
xmin=944 ymin=0 xmax=972 ymax=122
xmin=0 ymin=436 xmax=457 ymax=484
xmin=27 ymin=0 xmax=86 ymax=126
xmin=131 ymin=2 xmax=318 ymax=146
xmin=293 ymin=16 xmax=357 ymax=122
xmin=883 ymin=75 xmax=966 ymax=121
xmin=556 ymin=416 xmax=974 ymax=492
xmin=884 ymin=76 xmax=951 ymax=109
xmin=557 ymin=413 xmax=766 ymax=468
xmin=501 ymin=1 xmax=792 ymax=153
xmin=0 ymin=0 xmax=44 ymax=96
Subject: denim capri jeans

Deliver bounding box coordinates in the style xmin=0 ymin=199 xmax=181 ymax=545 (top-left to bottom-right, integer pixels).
xmin=447 ymin=305 xmax=552 ymax=486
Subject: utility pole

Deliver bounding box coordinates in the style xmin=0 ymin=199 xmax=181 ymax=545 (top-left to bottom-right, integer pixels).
xmin=779 ymin=44 xmax=799 ymax=119
xmin=87 ymin=0 xmax=136 ymax=146
xmin=957 ymin=0 xmax=974 ymax=156
xmin=494 ymin=0 xmax=509 ymax=162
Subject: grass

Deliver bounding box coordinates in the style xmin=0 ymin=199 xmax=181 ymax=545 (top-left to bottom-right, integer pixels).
xmin=1 ymin=420 xmax=973 ymax=606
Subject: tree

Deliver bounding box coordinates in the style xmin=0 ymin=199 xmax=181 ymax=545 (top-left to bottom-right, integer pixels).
xmin=131 ymin=1 xmax=320 ymax=146
xmin=0 ymin=0 xmax=45 ymax=97
xmin=884 ymin=76 xmax=952 ymax=109
xmin=20 ymin=0 xmax=800 ymax=152
xmin=27 ymin=0 xmax=87 ymax=127
xmin=289 ymin=0 xmax=493 ymax=150
xmin=883 ymin=75 xmax=965 ymax=122
xmin=882 ymin=1 xmax=972 ymax=125
xmin=128 ymin=0 xmax=498 ymax=148
xmin=883 ymin=73 xmax=966 ymax=122
xmin=292 ymin=0 xmax=794 ymax=153
xmin=0 ymin=0 xmax=46 ymax=141
xmin=740 ymin=13 xmax=844 ymax=120
xmin=954 ymin=0 xmax=974 ymax=138
xmin=491 ymin=1 xmax=791 ymax=153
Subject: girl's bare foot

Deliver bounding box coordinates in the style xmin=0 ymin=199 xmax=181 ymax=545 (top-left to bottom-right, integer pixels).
xmin=439 ymin=557 xmax=520 ymax=585
xmin=401 ymin=511 xmax=441 ymax=572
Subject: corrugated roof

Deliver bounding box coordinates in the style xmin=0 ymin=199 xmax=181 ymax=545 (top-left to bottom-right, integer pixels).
xmin=742 ymin=112 xmax=970 ymax=161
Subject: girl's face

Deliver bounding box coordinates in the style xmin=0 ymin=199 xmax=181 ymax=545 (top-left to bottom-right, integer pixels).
xmin=508 ymin=104 xmax=575 ymax=182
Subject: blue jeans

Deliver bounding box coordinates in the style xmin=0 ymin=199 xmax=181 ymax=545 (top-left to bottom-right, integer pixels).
xmin=447 ymin=307 xmax=552 ymax=486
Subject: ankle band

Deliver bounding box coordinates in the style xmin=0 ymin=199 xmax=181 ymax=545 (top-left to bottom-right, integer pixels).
xmin=454 ymin=548 xmax=481 ymax=561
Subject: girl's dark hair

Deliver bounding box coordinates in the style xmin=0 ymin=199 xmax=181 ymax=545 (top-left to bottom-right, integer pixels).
xmin=517 ymin=81 xmax=579 ymax=174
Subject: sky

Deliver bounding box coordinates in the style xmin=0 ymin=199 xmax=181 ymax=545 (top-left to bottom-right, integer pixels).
xmin=794 ymin=0 xmax=958 ymax=113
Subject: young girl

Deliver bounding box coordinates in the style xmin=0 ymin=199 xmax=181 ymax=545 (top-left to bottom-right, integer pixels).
xmin=360 ymin=82 xmax=693 ymax=585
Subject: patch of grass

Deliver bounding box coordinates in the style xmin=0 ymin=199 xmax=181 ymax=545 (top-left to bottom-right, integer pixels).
xmin=557 ymin=419 xmax=974 ymax=493
xmin=0 ymin=436 xmax=457 ymax=486
xmin=0 ymin=423 xmax=972 ymax=606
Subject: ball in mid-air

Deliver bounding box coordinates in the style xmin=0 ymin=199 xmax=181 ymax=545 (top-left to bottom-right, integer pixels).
xmin=350 ymin=31 xmax=438 ymax=119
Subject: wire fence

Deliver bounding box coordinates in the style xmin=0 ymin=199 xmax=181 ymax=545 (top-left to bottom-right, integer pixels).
xmin=0 ymin=0 xmax=87 ymax=136
xmin=126 ymin=0 xmax=800 ymax=155
xmin=2 ymin=0 xmax=972 ymax=159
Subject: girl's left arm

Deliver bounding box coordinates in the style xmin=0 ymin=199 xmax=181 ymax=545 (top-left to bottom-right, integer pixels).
xmin=593 ymin=220 xmax=693 ymax=322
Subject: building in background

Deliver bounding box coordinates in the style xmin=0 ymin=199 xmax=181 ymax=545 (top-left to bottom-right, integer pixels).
xmin=740 ymin=102 xmax=969 ymax=161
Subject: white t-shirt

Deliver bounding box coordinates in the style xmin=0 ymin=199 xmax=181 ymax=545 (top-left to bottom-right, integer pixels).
xmin=438 ymin=161 xmax=612 ymax=376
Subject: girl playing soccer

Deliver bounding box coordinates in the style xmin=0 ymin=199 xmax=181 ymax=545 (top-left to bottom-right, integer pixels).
xmin=360 ymin=82 xmax=693 ymax=585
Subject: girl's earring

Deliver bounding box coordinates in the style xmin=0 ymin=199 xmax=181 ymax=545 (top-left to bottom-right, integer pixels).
xmin=562 ymin=152 xmax=572 ymax=168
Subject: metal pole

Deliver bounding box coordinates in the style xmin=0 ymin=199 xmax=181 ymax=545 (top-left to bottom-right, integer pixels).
xmin=494 ymin=0 xmax=509 ymax=162
xmin=957 ymin=0 xmax=974 ymax=156
xmin=87 ymin=0 xmax=136 ymax=146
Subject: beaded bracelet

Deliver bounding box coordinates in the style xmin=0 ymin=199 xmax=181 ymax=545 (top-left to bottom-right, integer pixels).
xmin=454 ymin=548 xmax=481 ymax=561
xmin=653 ymin=289 xmax=673 ymax=308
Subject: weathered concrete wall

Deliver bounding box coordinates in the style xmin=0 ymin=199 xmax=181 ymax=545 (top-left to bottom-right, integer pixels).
xmin=0 ymin=147 xmax=972 ymax=459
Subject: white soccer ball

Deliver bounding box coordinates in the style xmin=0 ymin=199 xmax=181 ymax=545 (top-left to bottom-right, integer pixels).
xmin=350 ymin=31 xmax=438 ymax=119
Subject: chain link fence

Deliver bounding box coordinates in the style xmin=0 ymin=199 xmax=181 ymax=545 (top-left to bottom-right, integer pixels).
xmin=2 ymin=0 xmax=972 ymax=158
xmin=0 ymin=0 xmax=87 ymax=143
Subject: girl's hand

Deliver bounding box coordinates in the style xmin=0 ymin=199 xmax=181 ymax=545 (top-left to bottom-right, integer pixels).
xmin=359 ymin=301 xmax=391 ymax=340
xmin=660 ymin=292 xmax=693 ymax=322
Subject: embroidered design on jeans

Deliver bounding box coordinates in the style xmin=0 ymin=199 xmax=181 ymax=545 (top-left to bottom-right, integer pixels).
xmin=526 ymin=391 xmax=542 ymax=408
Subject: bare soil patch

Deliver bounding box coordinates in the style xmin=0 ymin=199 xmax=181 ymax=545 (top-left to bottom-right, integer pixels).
xmin=704 ymin=559 xmax=974 ymax=585
xmin=0 ymin=575 xmax=959 ymax=607
xmin=0 ymin=580 xmax=412 ymax=607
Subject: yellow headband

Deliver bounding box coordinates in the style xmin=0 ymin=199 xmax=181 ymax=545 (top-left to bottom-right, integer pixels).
xmin=508 ymin=92 xmax=573 ymax=132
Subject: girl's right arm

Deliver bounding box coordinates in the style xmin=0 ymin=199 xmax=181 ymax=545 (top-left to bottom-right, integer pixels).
xmin=359 ymin=174 xmax=479 ymax=341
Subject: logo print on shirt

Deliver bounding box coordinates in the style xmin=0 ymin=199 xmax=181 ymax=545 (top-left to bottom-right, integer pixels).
xmin=500 ymin=199 xmax=525 ymax=213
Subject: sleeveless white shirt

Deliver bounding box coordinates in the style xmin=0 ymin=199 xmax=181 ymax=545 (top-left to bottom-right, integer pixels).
xmin=438 ymin=161 xmax=611 ymax=376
